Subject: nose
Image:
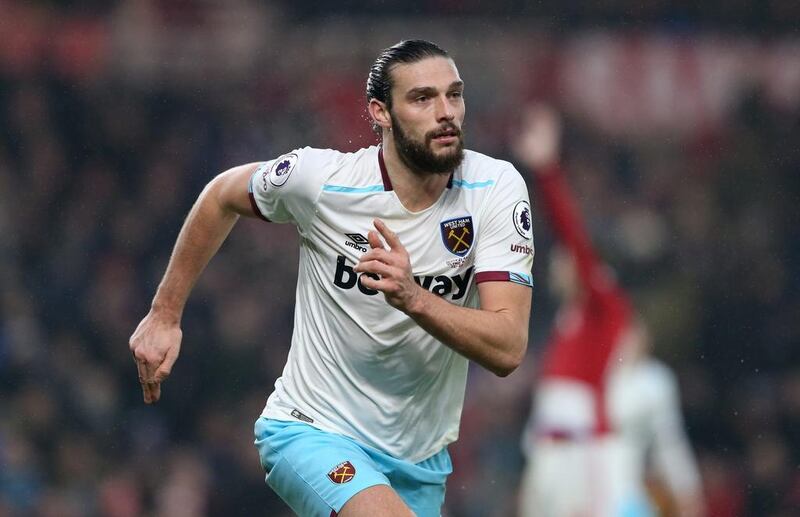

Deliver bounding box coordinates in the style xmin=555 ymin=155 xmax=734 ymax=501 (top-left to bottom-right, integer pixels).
xmin=435 ymin=95 xmax=454 ymax=122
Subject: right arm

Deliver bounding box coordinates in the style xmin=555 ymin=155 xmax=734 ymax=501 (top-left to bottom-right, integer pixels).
xmin=129 ymin=163 xmax=261 ymax=403
xmin=534 ymin=165 xmax=601 ymax=290
xmin=514 ymin=105 xmax=602 ymax=291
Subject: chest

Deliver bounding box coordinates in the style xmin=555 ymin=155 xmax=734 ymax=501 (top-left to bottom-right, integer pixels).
xmin=311 ymin=190 xmax=482 ymax=280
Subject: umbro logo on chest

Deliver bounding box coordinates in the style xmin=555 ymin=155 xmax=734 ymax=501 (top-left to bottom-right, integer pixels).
xmin=344 ymin=233 xmax=369 ymax=253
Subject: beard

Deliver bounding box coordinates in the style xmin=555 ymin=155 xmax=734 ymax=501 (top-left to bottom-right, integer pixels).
xmin=390 ymin=113 xmax=465 ymax=175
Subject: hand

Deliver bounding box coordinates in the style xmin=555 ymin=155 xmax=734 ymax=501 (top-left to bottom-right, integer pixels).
xmin=128 ymin=311 xmax=182 ymax=404
xmin=512 ymin=103 xmax=562 ymax=172
xmin=355 ymin=219 xmax=424 ymax=314
xmin=676 ymin=494 xmax=706 ymax=517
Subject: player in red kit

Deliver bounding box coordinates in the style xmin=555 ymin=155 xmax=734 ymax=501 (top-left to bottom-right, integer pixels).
xmin=514 ymin=106 xmax=705 ymax=517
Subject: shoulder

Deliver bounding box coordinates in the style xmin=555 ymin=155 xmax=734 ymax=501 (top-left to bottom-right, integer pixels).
xmin=260 ymin=146 xmax=378 ymax=186
xmin=295 ymin=145 xmax=377 ymax=165
xmin=638 ymin=359 xmax=679 ymax=398
xmin=460 ymin=150 xmax=527 ymax=190
xmin=300 ymin=145 xmax=379 ymax=181
xmin=460 ymin=149 xmax=519 ymax=179
xmin=290 ymin=146 xmax=347 ymax=168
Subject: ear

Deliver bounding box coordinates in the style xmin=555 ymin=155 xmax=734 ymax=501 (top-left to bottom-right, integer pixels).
xmin=368 ymin=99 xmax=392 ymax=131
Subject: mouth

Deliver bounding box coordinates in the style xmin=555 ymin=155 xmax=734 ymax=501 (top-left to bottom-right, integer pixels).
xmin=433 ymin=135 xmax=458 ymax=145
xmin=430 ymin=127 xmax=461 ymax=145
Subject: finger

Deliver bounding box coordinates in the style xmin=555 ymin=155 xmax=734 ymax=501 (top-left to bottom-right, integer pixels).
xmin=148 ymin=381 xmax=161 ymax=403
xmin=141 ymin=381 xmax=159 ymax=404
xmin=355 ymin=260 xmax=394 ymax=278
xmin=356 ymin=248 xmax=391 ymax=268
xmin=136 ymin=361 xmax=151 ymax=403
xmin=366 ymin=229 xmax=385 ymax=250
xmin=358 ymin=274 xmax=393 ymax=293
xmin=373 ymin=219 xmax=403 ymax=250
xmin=141 ymin=383 xmax=152 ymax=404
xmin=136 ymin=360 xmax=149 ymax=383
xmin=154 ymin=346 xmax=179 ymax=382
xmin=138 ymin=355 xmax=160 ymax=382
xmin=133 ymin=347 xmax=159 ymax=376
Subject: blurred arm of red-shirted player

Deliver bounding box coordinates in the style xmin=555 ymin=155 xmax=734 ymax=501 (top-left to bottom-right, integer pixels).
xmin=513 ymin=105 xmax=605 ymax=295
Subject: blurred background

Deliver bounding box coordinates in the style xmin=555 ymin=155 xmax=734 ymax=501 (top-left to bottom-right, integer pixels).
xmin=1 ymin=0 xmax=799 ymax=516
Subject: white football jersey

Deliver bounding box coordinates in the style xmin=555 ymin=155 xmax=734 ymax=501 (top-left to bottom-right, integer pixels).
xmin=249 ymin=145 xmax=534 ymax=462
xmin=520 ymin=360 xmax=702 ymax=517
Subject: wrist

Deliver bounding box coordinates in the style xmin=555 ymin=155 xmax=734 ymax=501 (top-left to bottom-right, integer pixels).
xmin=149 ymin=301 xmax=183 ymax=325
xmin=403 ymin=285 xmax=429 ymax=318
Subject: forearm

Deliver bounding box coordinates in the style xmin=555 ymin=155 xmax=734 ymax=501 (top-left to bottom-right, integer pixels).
xmin=652 ymin=387 xmax=705 ymax=513
xmin=354 ymin=219 xmax=532 ymax=376
xmin=655 ymin=439 xmax=703 ymax=505
xmin=536 ymin=165 xmax=600 ymax=286
xmin=406 ymin=287 xmax=529 ymax=377
xmin=151 ymin=176 xmax=240 ymax=322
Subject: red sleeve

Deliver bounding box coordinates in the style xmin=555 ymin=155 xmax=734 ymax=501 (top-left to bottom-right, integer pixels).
xmin=534 ymin=163 xmax=602 ymax=293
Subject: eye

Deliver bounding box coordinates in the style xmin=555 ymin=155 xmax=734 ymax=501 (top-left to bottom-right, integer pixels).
xmin=415 ymin=95 xmax=430 ymax=103
xmin=449 ymin=91 xmax=463 ymax=99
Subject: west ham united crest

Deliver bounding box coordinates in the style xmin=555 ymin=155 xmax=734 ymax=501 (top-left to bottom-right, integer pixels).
xmin=327 ymin=461 xmax=356 ymax=484
xmin=440 ymin=216 xmax=474 ymax=256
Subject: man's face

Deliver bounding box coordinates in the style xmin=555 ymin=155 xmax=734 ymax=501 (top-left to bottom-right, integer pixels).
xmin=387 ymin=57 xmax=466 ymax=174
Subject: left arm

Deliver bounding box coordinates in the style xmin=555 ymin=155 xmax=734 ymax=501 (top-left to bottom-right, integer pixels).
xmin=356 ymin=219 xmax=531 ymax=377
xmin=649 ymin=368 xmax=706 ymax=517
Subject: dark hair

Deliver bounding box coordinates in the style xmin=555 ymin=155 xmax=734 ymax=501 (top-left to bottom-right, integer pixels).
xmin=366 ymin=40 xmax=449 ymax=109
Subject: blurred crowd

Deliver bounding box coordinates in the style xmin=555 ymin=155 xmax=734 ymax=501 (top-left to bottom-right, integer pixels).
xmin=1 ymin=2 xmax=799 ymax=516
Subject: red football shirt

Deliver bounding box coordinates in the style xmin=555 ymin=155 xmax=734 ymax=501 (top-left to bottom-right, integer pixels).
xmin=535 ymin=164 xmax=632 ymax=433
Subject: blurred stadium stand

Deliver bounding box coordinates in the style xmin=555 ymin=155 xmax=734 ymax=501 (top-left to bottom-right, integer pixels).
xmin=0 ymin=1 xmax=798 ymax=515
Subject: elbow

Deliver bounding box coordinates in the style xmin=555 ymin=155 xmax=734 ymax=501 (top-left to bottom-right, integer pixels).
xmin=492 ymin=363 xmax=518 ymax=378
xmin=491 ymin=338 xmax=528 ymax=378
xmin=208 ymin=165 xmax=255 ymax=216
xmin=492 ymin=357 xmax=522 ymax=377
xmin=202 ymin=174 xmax=228 ymax=211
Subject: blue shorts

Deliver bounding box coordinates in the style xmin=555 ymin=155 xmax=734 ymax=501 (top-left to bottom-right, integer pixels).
xmin=253 ymin=417 xmax=451 ymax=516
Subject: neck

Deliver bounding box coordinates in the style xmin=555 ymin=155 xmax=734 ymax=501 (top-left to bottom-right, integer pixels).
xmin=381 ymin=135 xmax=452 ymax=212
